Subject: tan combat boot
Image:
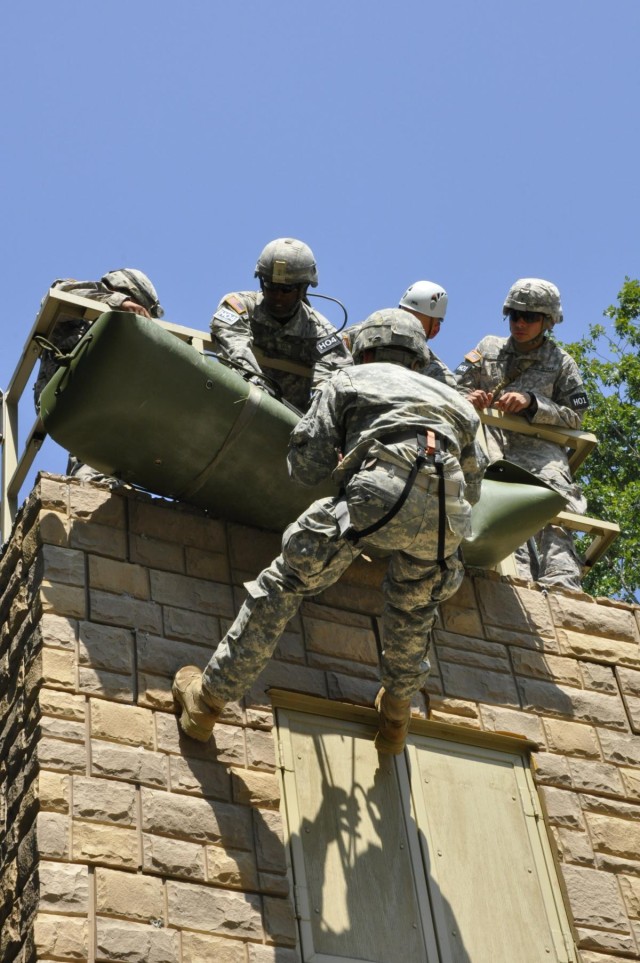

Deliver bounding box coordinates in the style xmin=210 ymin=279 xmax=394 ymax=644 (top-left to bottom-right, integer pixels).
xmin=172 ymin=666 xmax=226 ymax=742
xmin=374 ymin=687 xmax=412 ymax=755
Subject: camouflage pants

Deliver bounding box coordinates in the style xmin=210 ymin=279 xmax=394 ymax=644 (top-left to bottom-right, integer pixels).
xmin=202 ymin=459 xmax=468 ymax=703
xmin=514 ymin=481 xmax=587 ymax=591
xmin=67 ymin=456 xmax=122 ymax=487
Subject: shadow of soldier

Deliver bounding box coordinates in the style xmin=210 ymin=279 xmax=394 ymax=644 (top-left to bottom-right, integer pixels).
xmin=281 ymin=728 xmax=473 ymax=963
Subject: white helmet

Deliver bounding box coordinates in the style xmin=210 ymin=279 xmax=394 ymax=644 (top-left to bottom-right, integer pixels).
xmin=399 ymin=280 xmax=448 ymax=320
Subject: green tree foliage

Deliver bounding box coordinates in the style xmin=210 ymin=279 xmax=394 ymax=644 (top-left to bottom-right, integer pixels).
xmin=561 ymin=278 xmax=640 ymax=602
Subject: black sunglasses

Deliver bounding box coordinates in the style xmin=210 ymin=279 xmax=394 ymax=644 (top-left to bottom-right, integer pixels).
xmin=506 ymin=309 xmax=546 ymax=325
xmin=260 ymin=278 xmax=300 ymax=294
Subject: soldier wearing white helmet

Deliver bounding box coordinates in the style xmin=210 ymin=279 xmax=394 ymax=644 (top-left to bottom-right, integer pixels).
xmin=398 ymin=280 xmax=456 ymax=387
xmin=210 ymin=237 xmax=352 ymax=412
xmin=399 ymin=280 xmax=448 ymax=337
xmin=455 ymin=278 xmax=589 ymax=591
xmin=33 ymin=267 xmax=164 ymax=481
xmin=173 ymin=308 xmax=486 ymax=755
xmin=344 ymin=280 xmax=456 ymax=388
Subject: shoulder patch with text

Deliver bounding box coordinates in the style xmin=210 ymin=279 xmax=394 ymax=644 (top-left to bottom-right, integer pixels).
xmin=316 ymin=334 xmax=342 ymax=356
xmin=213 ymin=306 xmax=241 ymax=325
xmin=454 ymin=349 xmax=482 ymax=377
xmin=568 ymin=389 xmax=590 ymax=411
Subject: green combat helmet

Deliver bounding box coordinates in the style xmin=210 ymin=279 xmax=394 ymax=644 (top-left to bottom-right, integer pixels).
xmin=351 ymin=308 xmax=429 ymax=368
xmin=102 ymin=269 xmax=165 ymax=318
xmin=503 ymin=278 xmax=563 ymax=327
xmin=254 ymin=238 xmax=319 ymax=287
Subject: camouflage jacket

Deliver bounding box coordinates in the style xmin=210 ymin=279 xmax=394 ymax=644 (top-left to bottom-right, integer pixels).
xmin=288 ymin=363 xmax=487 ymax=505
xmin=454 ymin=334 xmax=589 ymax=490
xmin=421 ymin=349 xmax=458 ymax=389
xmin=210 ymin=291 xmax=353 ymax=412
xmin=33 ymin=279 xmax=135 ymax=410
xmin=343 ymin=320 xmax=457 ymax=388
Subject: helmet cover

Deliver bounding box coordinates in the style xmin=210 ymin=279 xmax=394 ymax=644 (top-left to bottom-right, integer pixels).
xmin=351 ymin=308 xmax=429 ymax=367
xmin=103 ymin=269 xmax=164 ymax=318
xmin=254 ymin=238 xmax=319 ymax=287
xmin=503 ymin=278 xmax=563 ymax=325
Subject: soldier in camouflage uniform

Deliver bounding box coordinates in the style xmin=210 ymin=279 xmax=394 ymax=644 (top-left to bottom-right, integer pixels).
xmin=455 ymin=278 xmax=589 ymax=591
xmin=210 ymin=238 xmax=353 ymax=413
xmin=344 ymin=280 xmax=456 ymax=387
xmin=34 ymin=269 xmax=164 ymax=481
xmin=174 ymin=310 xmax=487 ymax=754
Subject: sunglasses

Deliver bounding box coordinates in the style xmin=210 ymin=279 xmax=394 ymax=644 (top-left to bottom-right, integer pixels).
xmin=260 ymin=278 xmax=300 ymax=294
xmin=506 ymin=309 xmax=546 ymax=325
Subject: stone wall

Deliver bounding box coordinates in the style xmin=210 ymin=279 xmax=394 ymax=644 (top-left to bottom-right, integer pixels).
xmin=0 ymin=496 xmax=42 ymax=961
xmin=2 ymin=473 xmax=640 ymax=962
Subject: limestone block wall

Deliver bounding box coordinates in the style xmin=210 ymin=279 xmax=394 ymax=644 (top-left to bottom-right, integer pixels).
xmin=1 ymin=473 xmax=640 ymax=963
xmin=0 ymin=496 xmax=42 ymax=961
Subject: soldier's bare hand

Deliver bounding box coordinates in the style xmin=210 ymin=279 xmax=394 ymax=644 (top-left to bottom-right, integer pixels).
xmin=494 ymin=391 xmax=531 ymax=413
xmin=468 ymin=389 xmax=493 ymax=410
xmin=121 ymin=300 xmax=152 ymax=319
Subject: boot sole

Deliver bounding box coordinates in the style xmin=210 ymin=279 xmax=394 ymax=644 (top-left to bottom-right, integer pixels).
xmin=172 ymin=674 xmax=217 ymax=743
xmin=176 ymin=705 xmax=215 ymax=742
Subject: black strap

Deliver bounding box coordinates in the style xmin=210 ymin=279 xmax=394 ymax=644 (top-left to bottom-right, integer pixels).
xmin=421 ymin=428 xmax=447 ymax=563
xmin=344 ymin=451 xmax=426 ymax=543
xmin=344 ymin=428 xmax=449 ymax=559
xmin=435 ymin=456 xmax=446 ymax=562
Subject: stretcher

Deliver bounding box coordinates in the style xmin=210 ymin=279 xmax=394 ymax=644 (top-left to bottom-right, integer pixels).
xmin=39 ymin=311 xmax=566 ymax=564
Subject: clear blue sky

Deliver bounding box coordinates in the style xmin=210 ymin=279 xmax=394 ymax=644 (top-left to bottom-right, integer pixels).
xmin=2 ymin=0 xmax=639 ymax=499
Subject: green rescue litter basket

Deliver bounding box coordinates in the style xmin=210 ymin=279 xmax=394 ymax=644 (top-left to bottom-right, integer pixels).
xmin=40 ymin=311 xmax=566 ymax=564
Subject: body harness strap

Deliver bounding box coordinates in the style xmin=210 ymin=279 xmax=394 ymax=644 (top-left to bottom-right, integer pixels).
xmin=342 ymin=429 xmax=448 ymax=561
